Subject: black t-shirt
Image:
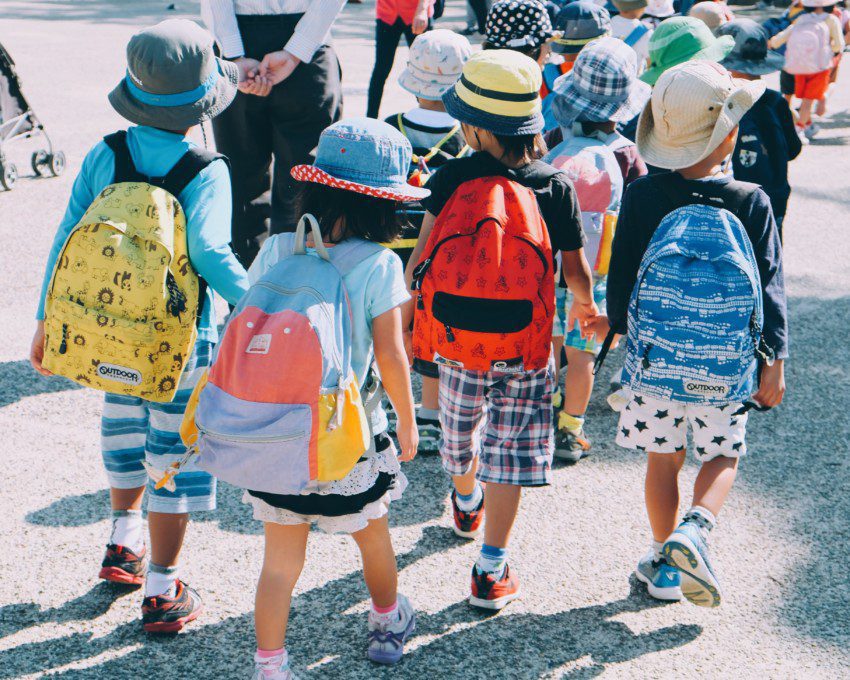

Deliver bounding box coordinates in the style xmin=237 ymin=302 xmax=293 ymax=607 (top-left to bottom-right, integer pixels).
xmin=607 ymin=172 xmax=788 ymax=360
xmin=420 ymin=151 xmax=586 ymax=260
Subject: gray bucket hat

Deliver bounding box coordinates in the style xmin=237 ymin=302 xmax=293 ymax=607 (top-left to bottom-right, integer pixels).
xmin=109 ymin=19 xmax=238 ymax=130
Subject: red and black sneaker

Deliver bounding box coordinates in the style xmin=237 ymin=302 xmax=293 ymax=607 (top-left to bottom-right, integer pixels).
xmin=142 ymin=580 xmax=203 ymax=633
xmin=99 ymin=544 xmax=147 ymax=586
xmin=451 ymin=490 xmax=484 ymax=539
xmin=469 ymin=564 xmax=521 ymax=610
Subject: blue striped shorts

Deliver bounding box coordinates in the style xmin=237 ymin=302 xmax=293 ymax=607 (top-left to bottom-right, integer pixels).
xmin=100 ymin=341 xmax=215 ymax=514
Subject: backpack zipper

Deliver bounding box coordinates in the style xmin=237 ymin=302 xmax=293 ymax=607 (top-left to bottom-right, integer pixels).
xmin=444 ymin=324 xmax=455 ymax=342
xmin=641 ymin=343 xmax=653 ymax=370
xmin=198 ymin=425 xmax=306 ymax=444
xmin=58 ymin=324 xmax=68 ymax=354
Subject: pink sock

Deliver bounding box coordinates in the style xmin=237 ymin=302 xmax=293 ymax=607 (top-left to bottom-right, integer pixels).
xmin=256 ymin=647 xmax=285 ymax=659
xmin=372 ymin=601 xmax=397 ymax=614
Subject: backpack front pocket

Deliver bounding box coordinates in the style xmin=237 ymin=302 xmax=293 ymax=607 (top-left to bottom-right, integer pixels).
xmin=195 ymin=383 xmax=313 ymax=494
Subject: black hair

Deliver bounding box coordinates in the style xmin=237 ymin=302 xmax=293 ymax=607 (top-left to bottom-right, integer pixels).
xmin=804 ymin=4 xmax=835 ymax=9
xmin=492 ymin=132 xmax=548 ymax=162
xmin=481 ymin=40 xmax=543 ymax=62
xmin=580 ymin=120 xmax=618 ymax=134
xmin=297 ymin=182 xmax=405 ymax=244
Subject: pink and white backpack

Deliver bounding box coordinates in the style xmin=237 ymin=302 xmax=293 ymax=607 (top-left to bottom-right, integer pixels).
xmin=785 ymin=13 xmax=832 ymax=75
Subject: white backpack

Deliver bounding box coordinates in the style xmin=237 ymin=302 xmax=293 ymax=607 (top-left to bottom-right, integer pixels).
xmin=784 ymin=13 xmax=832 ymax=75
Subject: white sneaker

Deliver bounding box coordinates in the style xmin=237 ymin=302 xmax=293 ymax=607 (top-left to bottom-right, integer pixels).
xmin=367 ymin=593 xmax=416 ymax=664
xmin=251 ymin=652 xmax=297 ymax=680
xmin=803 ymin=122 xmax=820 ymax=140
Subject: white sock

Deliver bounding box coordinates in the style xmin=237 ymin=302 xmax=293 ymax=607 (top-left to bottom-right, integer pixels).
xmin=145 ymin=563 xmax=178 ymax=598
xmin=370 ymin=601 xmax=399 ymax=627
xmin=686 ymin=505 xmax=717 ymax=531
xmin=455 ymin=483 xmax=483 ymax=512
xmin=651 ymin=540 xmax=664 ymax=560
xmin=110 ymin=510 xmax=144 ymax=552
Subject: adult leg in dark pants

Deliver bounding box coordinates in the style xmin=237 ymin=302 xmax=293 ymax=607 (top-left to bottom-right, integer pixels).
xmin=367 ymin=18 xmax=416 ymax=119
xmin=468 ymin=0 xmax=489 ymax=32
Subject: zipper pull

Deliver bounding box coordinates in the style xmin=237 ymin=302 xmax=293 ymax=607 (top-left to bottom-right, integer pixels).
xmin=444 ymin=324 xmax=455 ymax=343
xmin=58 ymin=324 xmax=68 ymax=355
xmin=416 ymin=294 xmax=424 ymax=310
xmin=641 ymin=344 xmax=652 ymax=370
xmin=411 ymin=258 xmax=431 ymax=290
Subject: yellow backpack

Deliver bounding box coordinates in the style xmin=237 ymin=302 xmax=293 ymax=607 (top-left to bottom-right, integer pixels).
xmin=42 ymin=131 xmax=220 ymax=402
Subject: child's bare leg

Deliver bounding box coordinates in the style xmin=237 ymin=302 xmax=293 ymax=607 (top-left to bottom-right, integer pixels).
xmin=553 ymin=336 xmax=565 ymax=376
xmin=351 ymin=515 xmax=398 ymax=607
xmin=483 ymin=483 xmax=521 ymax=548
xmin=255 ymin=522 xmax=310 ymax=650
xmin=562 ymin=347 xmax=594 ymax=417
xmin=798 ymin=98 xmax=814 ymax=128
xmin=645 ymin=451 xmax=686 ymax=542
xmin=111 ymin=487 xmax=145 ymax=512
xmin=420 ymin=376 xmax=439 ymax=412
xmin=692 ymin=456 xmax=739 ymax=517
xmin=148 ymin=512 xmax=189 ymax=567
xmin=452 ymin=457 xmax=479 ymax=496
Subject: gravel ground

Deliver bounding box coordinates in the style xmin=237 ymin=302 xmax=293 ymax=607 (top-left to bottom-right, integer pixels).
xmin=0 ymin=2 xmax=848 ymax=678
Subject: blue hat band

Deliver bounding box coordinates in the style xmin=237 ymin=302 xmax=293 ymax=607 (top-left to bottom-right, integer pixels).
xmin=125 ymin=66 xmax=220 ymax=108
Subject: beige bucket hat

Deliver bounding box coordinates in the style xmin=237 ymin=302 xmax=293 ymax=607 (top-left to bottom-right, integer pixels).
xmin=637 ymin=60 xmax=765 ymax=169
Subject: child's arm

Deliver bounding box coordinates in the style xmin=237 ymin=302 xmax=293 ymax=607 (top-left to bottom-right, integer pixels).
xmin=768 ymin=26 xmax=792 ymax=49
xmin=828 ymin=14 xmax=845 ymax=53
xmin=374 ymin=306 xmax=418 ymax=461
xmin=182 ymin=160 xmax=250 ymax=306
xmin=561 ymin=249 xmax=599 ymax=336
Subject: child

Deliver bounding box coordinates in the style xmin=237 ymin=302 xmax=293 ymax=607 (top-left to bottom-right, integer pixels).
xmin=386 ymin=28 xmax=472 ymax=452
xmin=641 ymin=16 xmax=734 ymax=85
xmin=483 ymin=0 xmax=560 ymax=131
xmin=606 ymin=61 xmax=787 ymax=606
xmin=689 ymin=1 xmax=731 ymax=33
xmin=246 ymin=119 xmax=422 ymax=678
xmin=28 ymin=20 xmax=250 ymax=631
xmin=611 ymin=0 xmax=653 ymax=69
xmin=545 ymin=37 xmax=651 ymax=461
xmin=719 ymin=19 xmax=803 ymax=240
xmin=405 ymin=50 xmax=597 ymax=608
xmin=643 ymin=0 xmax=678 ymax=28
xmin=769 ymin=0 xmax=844 ymax=139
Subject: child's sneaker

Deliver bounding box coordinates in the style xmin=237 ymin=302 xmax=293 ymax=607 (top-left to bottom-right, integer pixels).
xmin=554 ymin=412 xmax=591 ymax=462
xmin=469 ymin=564 xmax=520 ymax=610
xmin=663 ymin=521 xmax=722 ymax=608
xmin=367 ymin=593 xmax=416 ymax=664
xmin=634 ymin=552 xmax=683 ymax=601
xmin=99 ymin=544 xmax=147 ymax=586
xmin=803 ymin=122 xmax=820 ymax=140
xmin=450 ymin=489 xmax=484 ymax=539
xmin=416 ymin=415 xmax=442 ymax=453
xmin=252 ymin=652 xmax=298 ymax=679
xmin=141 ymin=580 xmax=203 ymax=633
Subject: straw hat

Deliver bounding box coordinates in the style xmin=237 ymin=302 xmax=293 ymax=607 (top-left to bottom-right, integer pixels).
xmin=636 ymin=60 xmax=765 ymax=169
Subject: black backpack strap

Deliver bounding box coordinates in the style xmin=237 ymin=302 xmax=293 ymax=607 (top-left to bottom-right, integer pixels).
xmin=160 ymin=147 xmax=229 ymax=197
xmin=104 ymin=131 xmax=146 ymax=183
xmin=655 ymin=172 xmax=757 ymax=217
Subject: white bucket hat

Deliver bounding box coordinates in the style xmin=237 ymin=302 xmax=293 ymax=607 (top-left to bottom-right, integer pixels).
xmin=398 ymin=30 xmax=473 ymax=101
xmin=637 ymin=60 xmax=765 ymax=169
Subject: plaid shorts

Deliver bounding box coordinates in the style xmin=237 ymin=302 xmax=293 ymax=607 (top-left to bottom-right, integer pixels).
xmin=438 ymin=360 xmax=555 ymax=486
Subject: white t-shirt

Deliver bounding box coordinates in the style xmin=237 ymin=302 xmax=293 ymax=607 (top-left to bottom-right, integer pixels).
xmin=611 ymin=15 xmax=652 ymax=70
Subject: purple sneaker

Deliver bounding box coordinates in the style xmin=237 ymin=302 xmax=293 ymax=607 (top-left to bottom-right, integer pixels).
xmin=367 ymin=594 xmax=416 ymax=664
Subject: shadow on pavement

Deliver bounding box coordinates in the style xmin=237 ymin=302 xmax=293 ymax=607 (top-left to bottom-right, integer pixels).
xmin=0 ymin=528 xmax=700 ymax=679
xmin=0 ymin=359 xmax=83 ymax=408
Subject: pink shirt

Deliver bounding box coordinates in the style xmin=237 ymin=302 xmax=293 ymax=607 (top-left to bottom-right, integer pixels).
xmin=376 ymin=0 xmax=433 ymax=26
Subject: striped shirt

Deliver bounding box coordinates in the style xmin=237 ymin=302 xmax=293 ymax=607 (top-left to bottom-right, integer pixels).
xmin=201 ymin=0 xmax=346 ymax=63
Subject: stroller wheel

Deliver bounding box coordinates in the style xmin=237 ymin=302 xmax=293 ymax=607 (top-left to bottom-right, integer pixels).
xmin=48 ymin=151 xmax=66 ymax=177
xmin=0 ymin=163 xmax=17 ymax=190
xmin=31 ymin=149 xmax=50 ymax=176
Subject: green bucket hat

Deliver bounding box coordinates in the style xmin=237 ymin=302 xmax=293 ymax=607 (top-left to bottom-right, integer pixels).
xmin=640 ymin=16 xmax=735 ymax=86
xmin=108 ymin=19 xmax=238 ymax=130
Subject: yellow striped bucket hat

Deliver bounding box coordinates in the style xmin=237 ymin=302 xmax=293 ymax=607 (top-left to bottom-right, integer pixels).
xmin=442 ymin=50 xmax=544 ymax=136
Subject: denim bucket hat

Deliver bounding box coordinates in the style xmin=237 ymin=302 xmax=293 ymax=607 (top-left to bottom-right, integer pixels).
xmin=717 ymin=19 xmax=785 ymax=75
xmin=442 ymin=50 xmax=544 ymax=136
xmin=398 ymin=30 xmax=472 ymax=101
xmin=552 ymin=37 xmax=652 ymax=125
xmin=552 ymin=1 xmax=612 ymax=54
xmin=290 ymin=118 xmax=429 ymax=202
xmin=108 ymin=19 xmax=238 ymax=130
xmin=641 ymin=16 xmax=735 ymax=85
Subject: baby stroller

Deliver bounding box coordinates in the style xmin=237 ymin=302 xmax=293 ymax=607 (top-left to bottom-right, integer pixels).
xmin=0 ymin=40 xmax=65 ymax=190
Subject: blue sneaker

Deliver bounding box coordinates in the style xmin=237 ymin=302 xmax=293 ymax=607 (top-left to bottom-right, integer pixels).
xmin=635 ymin=552 xmax=682 ymax=601
xmin=663 ymin=521 xmax=722 ymax=608
xmin=367 ymin=594 xmax=415 ymax=664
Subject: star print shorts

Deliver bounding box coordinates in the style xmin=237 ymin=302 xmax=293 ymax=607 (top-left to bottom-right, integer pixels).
xmin=615 ymin=392 xmax=749 ymax=462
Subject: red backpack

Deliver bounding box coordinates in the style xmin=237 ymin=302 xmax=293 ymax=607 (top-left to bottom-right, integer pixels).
xmin=411 ymin=176 xmax=554 ymax=373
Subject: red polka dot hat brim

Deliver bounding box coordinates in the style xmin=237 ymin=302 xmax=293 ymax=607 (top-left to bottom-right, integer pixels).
xmin=290 ymin=164 xmax=430 ymax=203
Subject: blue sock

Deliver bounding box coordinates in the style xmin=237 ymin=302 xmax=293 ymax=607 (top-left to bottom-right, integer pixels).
xmin=476 ymin=544 xmax=507 ymax=578
xmin=455 ymin=483 xmax=483 ymax=512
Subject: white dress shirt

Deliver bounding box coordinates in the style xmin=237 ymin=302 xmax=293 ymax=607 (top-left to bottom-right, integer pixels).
xmin=202 ymin=0 xmax=347 ymax=63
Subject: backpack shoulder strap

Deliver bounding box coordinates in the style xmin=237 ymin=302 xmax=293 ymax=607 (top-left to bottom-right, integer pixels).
xmin=160 ymin=148 xmax=229 ymax=198
xmin=655 ymin=173 xmax=756 ymax=217
xmin=328 ymin=239 xmax=386 ymax=278
xmin=103 ymin=131 xmax=146 ymax=183
xmin=624 ymin=23 xmax=650 ymax=47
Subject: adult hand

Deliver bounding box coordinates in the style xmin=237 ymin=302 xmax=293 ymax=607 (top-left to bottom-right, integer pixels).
xmin=753 ymin=359 xmax=785 ymax=408
xmin=234 ymin=57 xmax=273 ymax=97
xmin=30 ymin=321 xmax=52 ymax=377
xmin=567 ymin=300 xmax=600 ymax=339
xmin=260 ymin=50 xmax=302 ymax=86
xmin=412 ymin=10 xmax=429 ymax=35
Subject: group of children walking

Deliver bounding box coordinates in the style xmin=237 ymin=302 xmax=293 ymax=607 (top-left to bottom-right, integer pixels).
xmin=28 ymin=0 xmax=807 ymax=675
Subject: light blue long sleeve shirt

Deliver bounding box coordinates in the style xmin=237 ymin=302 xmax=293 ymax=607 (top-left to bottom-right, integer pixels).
xmin=36 ymin=126 xmax=250 ymax=343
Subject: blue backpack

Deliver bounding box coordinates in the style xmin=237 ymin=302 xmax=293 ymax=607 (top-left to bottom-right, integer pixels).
xmin=616 ymin=183 xmax=771 ymax=405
